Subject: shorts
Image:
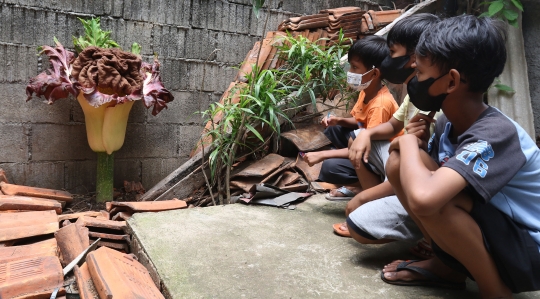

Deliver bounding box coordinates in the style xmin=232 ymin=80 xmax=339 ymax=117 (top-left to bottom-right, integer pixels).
xmin=346 ymin=195 xmax=422 ymax=241
xmin=433 ymin=200 xmax=540 ymax=293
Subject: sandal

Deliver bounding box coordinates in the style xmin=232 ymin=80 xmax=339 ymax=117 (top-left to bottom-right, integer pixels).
xmin=380 ymin=260 xmax=466 ymax=289
xmin=409 ymin=238 xmax=435 ymax=260
xmin=332 ymin=222 xmax=351 ymax=238
xmin=325 ymin=186 xmax=356 ymax=201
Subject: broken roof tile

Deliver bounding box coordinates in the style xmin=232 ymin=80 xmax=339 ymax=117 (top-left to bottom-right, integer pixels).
xmin=90 ymin=238 xmax=130 ymax=252
xmin=89 ymin=231 xmax=131 ymax=242
xmin=105 ymin=199 xmax=187 ymax=214
xmin=111 ymin=211 xmax=133 ymax=221
xmin=276 ymin=171 xmax=301 ymax=187
xmin=281 ymin=125 xmax=331 ymax=152
xmin=74 ymin=263 xmax=99 ymax=299
xmin=58 ymin=211 xmax=103 ymax=222
xmin=0 ymin=256 xmax=63 ymax=299
xmin=0 ymin=182 xmax=73 ymax=203
xmin=0 ymin=195 xmax=62 ymax=214
xmin=232 ymin=154 xmax=285 ymax=178
xmin=0 ymin=238 xmax=58 ymax=263
xmin=294 ymin=157 xmax=323 ymax=182
xmin=0 ymin=210 xmax=58 ymax=242
xmin=55 ymin=224 xmax=89 ymax=267
xmin=87 ymin=247 xmax=164 ymax=299
xmin=75 ymin=216 xmax=127 ymax=232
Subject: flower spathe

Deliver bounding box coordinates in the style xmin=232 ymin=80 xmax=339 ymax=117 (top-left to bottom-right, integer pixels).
xmin=26 ymin=40 xmax=174 ymax=154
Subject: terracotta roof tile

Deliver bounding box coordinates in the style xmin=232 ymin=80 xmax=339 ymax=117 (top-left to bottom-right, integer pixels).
xmin=0 ymin=238 xmax=58 ymax=263
xmin=0 ymin=195 xmax=62 ymax=214
xmin=0 ymin=210 xmax=58 ymax=242
xmin=0 ymin=182 xmax=72 ymax=203
xmin=74 ymin=263 xmax=99 ymax=299
xmin=0 ymin=256 xmax=63 ymax=298
xmin=86 ymin=247 xmax=164 ymax=299
xmin=55 ymin=223 xmax=89 ymax=267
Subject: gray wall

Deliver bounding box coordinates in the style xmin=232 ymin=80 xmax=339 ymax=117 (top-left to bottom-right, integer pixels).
xmin=0 ymin=0 xmax=382 ymax=193
xmin=523 ymin=0 xmax=540 ymax=139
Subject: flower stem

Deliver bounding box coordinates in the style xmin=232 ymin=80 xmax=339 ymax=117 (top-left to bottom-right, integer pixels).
xmin=96 ymin=152 xmax=114 ymax=202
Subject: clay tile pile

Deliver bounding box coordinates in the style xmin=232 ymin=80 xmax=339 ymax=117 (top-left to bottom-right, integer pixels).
xmin=277 ymin=7 xmax=403 ymax=43
xmin=0 ymin=169 xmax=182 ymax=297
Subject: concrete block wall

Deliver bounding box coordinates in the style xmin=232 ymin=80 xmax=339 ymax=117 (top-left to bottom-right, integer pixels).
xmin=0 ymin=0 xmax=382 ymax=194
xmin=523 ymin=0 xmax=540 ymax=138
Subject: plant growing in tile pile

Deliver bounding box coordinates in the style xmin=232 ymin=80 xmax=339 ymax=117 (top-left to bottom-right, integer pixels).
xmin=201 ymin=67 xmax=293 ymax=204
xmin=199 ymin=31 xmax=353 ymax=204
xmin=26 ymin=17 xmax=173 ymax=202
xmin=277 ymin=31 xmax=356 ymax=108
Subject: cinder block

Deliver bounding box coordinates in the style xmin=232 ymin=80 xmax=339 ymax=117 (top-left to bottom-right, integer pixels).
xmin=235 ymin=4 xmax=251 ymax=34
xmin=109 ymin=0 xmax=124 ymax=17
xmin=0 ymin=5 xmax=12 ymax=42
xmin=147 ymin=91 xmax=211 ymax=125
xmin=191 ymin=0 xmax=208 ymax=29
xmin=152 ymin=25 xmax=187 ymax=59
xmin=113 ymin=158 xmax=141 ymax=188
xmin=161 ymin=0 xmax=190 ymax=27
xmin=124 ymin=21 xmax=153 ymax=55
xmin=187 ymin=61 xmax=233 ymax=92
xmin=0 ymin=162 xmax=64 ymax=190
xmin=185 ymin=29 xmax=216 ymax=60
xmin=123 ymin=0 xmax=151 ymax=22
xmin=216 ymin=32 xmax=258 ymax=63
xmin=115 ymin=124 xmax=179 ymax=159
xmin=31 ymin=124 xmax=95 ymax=161
xmin=64 ymin=160 xmax=96 ymax=194
xmin=178 ymin=125 xmax=204 ymax=156
xmin=0 ymin=124 xmax=28 ymax=163
xmin=0 ymin=83 xmax=72 ymax=124
xmin=141 ymin=157 xmax=188 ymax=190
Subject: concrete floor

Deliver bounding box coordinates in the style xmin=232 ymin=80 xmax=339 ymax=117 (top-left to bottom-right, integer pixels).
xmin=128 ymin=194 xmax=540 ymax=299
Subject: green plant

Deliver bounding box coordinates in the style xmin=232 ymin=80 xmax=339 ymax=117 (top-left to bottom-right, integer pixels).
xmin=73 ymin=17 xmax=120 ymax=53
xmin=201 ymin=66 xmax=292 ymax=204
xmin=480 ymin=0 xmax=523 ymax=27
xmin=276 ymin=30 xmax=356 ymax=109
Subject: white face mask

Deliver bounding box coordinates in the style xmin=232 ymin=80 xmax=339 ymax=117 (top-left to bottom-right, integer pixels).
xmin=347 ymin=68 xmax=374 ymax=91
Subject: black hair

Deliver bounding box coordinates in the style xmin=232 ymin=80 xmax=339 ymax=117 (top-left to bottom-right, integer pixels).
xmin=387 ymin=13 xmax=440 ymax=54
xmin=348 ymin=35 xmax=389 ymax=69
xmin=416 ymin=15 xmax=507 ymax=93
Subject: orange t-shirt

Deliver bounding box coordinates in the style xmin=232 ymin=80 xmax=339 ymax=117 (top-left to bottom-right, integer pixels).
xmin=350 ymin=86 xmax=403 ymax=139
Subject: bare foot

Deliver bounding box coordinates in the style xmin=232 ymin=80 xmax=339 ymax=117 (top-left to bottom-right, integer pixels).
xmin=303 ymin=152 xmax=325 ymax=166
xmin=382 ymin=258 xmax=466 ymax=284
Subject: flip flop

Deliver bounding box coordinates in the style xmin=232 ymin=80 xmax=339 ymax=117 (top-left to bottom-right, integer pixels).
xmin=409 ymin=238 xmax=435 ymax=260
xmin=332 ymin=222 xmax=351 ymax=238
xmin=325 ymin=186 xmax=355 ymax=201
xmin=380 ymin=260 xmax=466 ymax=290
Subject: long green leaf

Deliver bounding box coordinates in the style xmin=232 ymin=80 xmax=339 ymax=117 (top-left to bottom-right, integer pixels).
xmin=245 ymin=123 xmax=264 ymax=142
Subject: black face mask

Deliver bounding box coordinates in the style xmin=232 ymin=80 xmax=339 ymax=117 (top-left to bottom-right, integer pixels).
xmin=407 ymin=74 xmax=448 ymax=112
xmin=380 ymin=55 xmax=415 ymax=84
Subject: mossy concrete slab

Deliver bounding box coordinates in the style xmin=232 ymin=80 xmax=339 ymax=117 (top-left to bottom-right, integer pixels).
xmin=128 ymin=194 xmax=540 ymax=299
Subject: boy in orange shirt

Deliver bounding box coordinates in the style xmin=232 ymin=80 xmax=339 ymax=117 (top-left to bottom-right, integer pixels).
xmin=303 ymin=35 xmax=402 ymax=199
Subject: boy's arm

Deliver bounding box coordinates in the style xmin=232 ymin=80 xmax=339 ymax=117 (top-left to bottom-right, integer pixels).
xmin=345 ymin=180 xmax=394 ymax=216
xmin=395 ymin=134 xmax=468 ymax=216
xmin=329 ymin=116 xmax=359 ymax=129
xmin=349 ymin=117 xmax=404 ymax=169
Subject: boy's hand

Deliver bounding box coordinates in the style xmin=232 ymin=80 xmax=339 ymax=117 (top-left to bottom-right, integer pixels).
xmin=388 ymin=136 xmax=401 ymax=153
xmin=320 ymin=115 xmax=340 ymax=127
xmin=406 ymin=112 xmax=435 ymax=150
xmin=349 ymin=130 xmax=371 ymax=168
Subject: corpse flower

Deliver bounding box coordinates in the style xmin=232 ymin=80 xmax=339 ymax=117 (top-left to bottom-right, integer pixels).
xmin=26 ymin=39 xmax=173 ymax=202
